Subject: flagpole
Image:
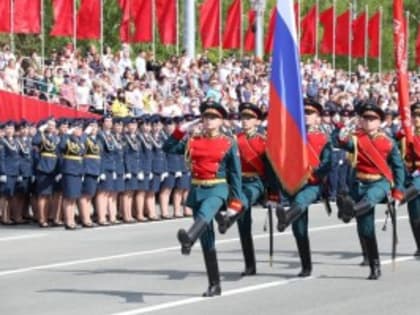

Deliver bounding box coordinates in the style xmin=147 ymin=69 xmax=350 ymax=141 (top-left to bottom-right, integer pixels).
xmin=379 ymin=6 xmax=383 ymax=75
xmin=364 ymin=5 xmax=368 ymax=67
xmin=41 ymin=0 xmax=45 ymax=71
xmin=10 ymin=0 xmax=14 ymax=54
xmin=297 ymin=0 xmax=301 ymax=41
xmin=73 ymin=0 xmax=77 ymax=54
xmin=315 ymin=0 xmax=319 ymax=60
xmin=240 ymin=0 xmax=243 ymax=58
xmin=219 ymin=0 xmax=222 ymax=62
xmin=176 ymin=0 xmax=179 ymax=55
xmin=348 ymin=3 xmax=352 ymax=75
xmin=100 ymin=0 xmax=104 ymax=61
xmin=152 ymin=0 xmax=156 ymax=58
xmin=332 ymin=0 xmax=336 ymax=69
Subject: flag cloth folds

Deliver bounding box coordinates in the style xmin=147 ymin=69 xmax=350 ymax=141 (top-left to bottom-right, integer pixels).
xmin=133 ymin=0 xmax=152 ymax=43
xmin=300 ymin=5 xmax=316 ymax=55
xmin=266 ymin=0 xmax=309 ymax=194
xmin=50 ymin=0 xmax=74 ymax=37
xmin=351 ymin=11 xmax=367 ymax=58
xmin=244 ymin=9 xmax=256 ymax=52
xmin=393 ymin=0 xmax=412 ymax=143
xmin=335 ymin=10 xmax=351 ymax=56
xmin=13 ymin=0 xmax=41 ymax=34
xmin=156 ymin=0 xmax=177 ymax=45
xmin=199 ymin=0 xmax=220 ymax=48
xmin=416 ymin=24 xmax=420 ymax=66
xmin=319 ymin=6 xmax=334 ymax=54
xmin=118 ymin=0 xmax=131 ymax=42
xmin=368 ymin=11 xmax=380 ymax=58
xmin=222 ymin=0 xmax=241 ymax=49
xmin=264 ymin=7 xmax=276 ymax=54
xmin=77 ymin=0 xmax=101 ymax=39
xmin=0 ymin=0 xmax=11 ymax=33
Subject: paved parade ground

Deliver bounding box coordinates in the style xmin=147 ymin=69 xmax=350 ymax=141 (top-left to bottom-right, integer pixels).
xmin=1 ymin=203 xmax=419 ymax=315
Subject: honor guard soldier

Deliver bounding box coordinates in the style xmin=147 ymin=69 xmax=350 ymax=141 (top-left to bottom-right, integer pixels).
xmin=399 ymin=102 xmax=420 ymax=256
xmin=32 ymin=118 xmax=60 ymax=227
xmin=336 ymin=102 xmax=405 ymax=280
xmin=163 ymin=101 xmax=244 ymax=297
xmin=275 ymin=98 xmax=333 ymax=278
xmin=0 ymin=121 xmax=19 ymax=224
xmin=59 ymin=119 xmax=86 ymax=229
xmin=78 ymin=119 xmax=101 ymax=227
xmin=111 ymin=118 xmax=125 ymax=224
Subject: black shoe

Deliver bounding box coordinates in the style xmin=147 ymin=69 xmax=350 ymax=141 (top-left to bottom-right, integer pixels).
xmin=296 ymin=237 xmax=312 ymax=277
xmin=202 ymin=249 xmax=221 ymax=298
xmin=367 ymin=260 xmax=381 ymax=280
xmin=202 ymin=284 xmax=221 ymax=297
xmin=414 ymin=249 xmax=420 ymax=257
xmin=65 ymin=224 xmax=78 ymax=230
xmin=364 ymin=236 xmax=381 ymax=280
xmin=177 ymin=219 xmax=207 ymax=255
xmin=276 ymin=205 xmax=301 ymax=232
xmin=241 ymin=267 xmax=256 ymax=277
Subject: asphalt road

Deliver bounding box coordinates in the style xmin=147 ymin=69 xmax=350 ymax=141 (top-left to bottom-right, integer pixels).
xmin=0 ymin=203 xmax=419 ymax=315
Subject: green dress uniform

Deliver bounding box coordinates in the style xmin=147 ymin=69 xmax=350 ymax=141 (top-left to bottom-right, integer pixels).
xmin=336 ymin=103 xmax=405 ymax=280
xmin=163 ymin=101 xmax=244 ymax=297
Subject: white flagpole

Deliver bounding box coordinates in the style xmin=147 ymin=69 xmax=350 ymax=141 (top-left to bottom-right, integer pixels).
xmin=41 ymin=0 xmax=45 ymax=71
xmin=176 ymin=0 xmax=179 ymax=55
xmin=10 ymin=0 xmax=15 ymax=54
xmin=152 ymin=0 xmax=156 ymax=58
xmin=100 ymin=0 xmax=104 ymax=61
xmin=379 ymin=6 xmax=383 ymax=75
xmin=297 ymin=0 xmax=301 ymax=42
xmin=364 ymin=5 xmax=368 ymax=67
xmin=73 ymin=0 xmax=77 ymax=54
xmin=315 ymin=0 xmax=319 ymax=60
xmin=348 ymin=3 xmax=352 ymax=75
xmin=332 ymin=0 xmax=336 ymax=69
xmin=219 ymin=0 xmax=222 ymax=61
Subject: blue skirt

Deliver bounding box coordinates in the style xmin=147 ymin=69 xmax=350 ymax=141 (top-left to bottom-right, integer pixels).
xmin=149 ymin=174 xmax=162 ymax=193
xmin=114 ymin=174 xmax=125 ymax=192
xmin=1 ymin=175 xmax=17 ymax=197
xmin=175 ymin=173 xmax=191 ymax=190
xmin=62 ymin=174 xmax=82 ymax=199
xmin=35 ymin=172 xmax=55 ymax=196
xmin=125 ymin=176 xmax=138 ymax=191
xmin=82 ymin=175 xmax=99 ymax=197
xmin=15 ymin=177 xmax=30 ymax=194
xmin=136 ymin=176 xmax=150 ymax=191
xmin=161 ymin=174 xmax=175 ymax=189
xmin=97 ymin=171 xmax=114 ymax=192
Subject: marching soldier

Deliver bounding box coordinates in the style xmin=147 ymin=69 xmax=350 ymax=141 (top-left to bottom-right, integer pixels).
xmin=275 ymin=98 xmax=333 ymax=278
xmin=336 ymin=102 xmax=405 ymax=280
xmin=163 ymin=101 xmax=244 ymax=297
xmin=111 ymin=118 xmax=125 ymax=224
xmin=32 ymin=118 xmax=60 ymax=227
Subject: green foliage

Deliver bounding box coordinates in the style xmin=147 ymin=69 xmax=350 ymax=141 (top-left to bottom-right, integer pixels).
xmin=0 ymin=0 xmax=418 ymax=72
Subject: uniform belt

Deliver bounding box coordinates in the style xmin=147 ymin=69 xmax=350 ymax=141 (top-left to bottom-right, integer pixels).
xmin=191 ymin=178 xmax=226 ymax=187
xmin=242 ymin=172 xmax=259 ymax=177
xmin=41 ymin=152 xmax=57 ymax=158
xmin=84 ymin=154 xmax=100 ymax=159
xmin=63 ymin=155 xmax=83 ymax=161
xmin=356 ymin=172 xmax=383 ymax=181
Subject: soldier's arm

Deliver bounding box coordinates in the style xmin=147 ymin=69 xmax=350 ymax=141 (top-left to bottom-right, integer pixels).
xmin=313 ymin=141 xmax=333 ymax=180
xmin=389 ymin=140 xmax=406 ymax=199
xmin=226 ymin=140 xmax=246 ymax=209
xmin=162 ymin=128 xmax=186 ymax=155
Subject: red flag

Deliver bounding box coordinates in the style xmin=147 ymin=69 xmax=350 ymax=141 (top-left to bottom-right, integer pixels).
xmin=50 ymin=0 xmax=74 ymax=37
xmin=133 ymin=0 xmax=152 ymax=42
xmin=351 ymin=12 xmax=367 ymax=58
xmin=118 ymin=0 xmax=131 ymax=42
xmin=416 ymin=24 xmax=420 ymax=66
xmin=222 ymin=0 xmax=241 ymax=49
xmin=156 ymin=0 xmax=177 ymax=45
xmin=77 ymin=0 xmax=100 ymax=39
xmin=393 ymin=0 xmax=412 ymax=143
xmin=0 ymin=0 xmax=11 ymax=33
xmin=13 ymin=0 xmax=41 ymax=34
xmin=264 ymin=7 xmax=276 ymax=54
xmin=300 ymin=5 xmax=316 ymax=55
xmin=244 ymin=10 xmax=256 ymax=52
xmin=199 ymin=0 xmax=220 ymax=48
xmin=319 ymin=7 xmax=334 ymax=54
xmin=335 ymin=10 xmax=351 ymax=56
xmin=368 ymin=11 xmax=380 ymax=58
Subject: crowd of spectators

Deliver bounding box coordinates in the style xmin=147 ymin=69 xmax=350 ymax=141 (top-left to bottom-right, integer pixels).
xmin=0 ymin=43 xmax=420 ymax=118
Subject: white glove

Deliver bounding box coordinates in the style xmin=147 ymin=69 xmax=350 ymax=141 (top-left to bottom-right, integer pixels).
xmin=38 ymin=124 xmax=48 ymax=132
xmin=149 ymin=173 xmax=154 ymax=180
xmin=81 ymin=176 xmax=85 ymax=182
xmin=98 ymin=173 xmax=106 ymax=181
xmin=175 ymin=171 xmax=182 ymax=178
xmin=226 ymin=207 xmax=240 ymax=218
xmin=412 ymin=170 xmax=420 ymax=177
xmin=66 ymin=128 xmax=75 ymax=135
xmin=137 ymin=172 xmax=144 ymax=180
xmin=31 ymin=176 xmax=36 ymax=183
xmin=124 ymin=173 xmax=132 ymax=180
xmin=395 ymin=200 xmax=402 ymax=208
xmin=112 ymin=172 xmax=117 ymax=180
xmin=0 ymin=175 xmax=7 ymax=183
xmin=160 ymin=172 xmax=169 ymax=182
xmin=84 ymin=126 xmax=93 ymax=135
xmin=55 ymin=174 xmax=62 ymax=182
xmin=17 ymin=176 xmax=23 ymax=182
xmin=179 ymin=118 xmax=201 ymax=133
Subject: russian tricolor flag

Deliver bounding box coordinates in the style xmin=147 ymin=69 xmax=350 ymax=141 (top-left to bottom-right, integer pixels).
xmin=266 ymin=0 xmax=310 ymax=194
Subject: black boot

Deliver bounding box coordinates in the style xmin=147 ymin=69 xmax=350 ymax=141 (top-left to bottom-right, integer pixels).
xmin=337 ymin=194 xmax=355 ymax=223
xmin=239 ymin=233 xmax=256 ymax=276
xmin=177 ymin=219 xmax=207 ymax=255
xmin=410 ymin=219 xmax=420 ymax=257
xmin=358 ymin=234 xmax=369 ymax=266
xmin=276 ymin=204 xmax=302 ymax=232
xmin=202 ymin=249 xmax=221 ymax=297
xmin=364 ymin=236 xmax=381 ymax=280
xmin=296 ymin=237 xmax=312 ymax=277
xmin=218 ymin=209 xmax=244 ymax=234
